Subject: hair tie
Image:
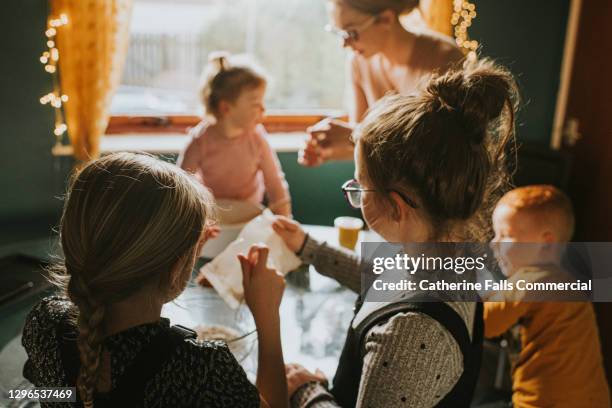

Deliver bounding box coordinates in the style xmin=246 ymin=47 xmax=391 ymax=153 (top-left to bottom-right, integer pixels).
xmin=208 ymin=51 xmax=231 ymax=72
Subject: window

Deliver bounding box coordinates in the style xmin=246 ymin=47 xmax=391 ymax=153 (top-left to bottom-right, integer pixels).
xmin=110 ymin=0 xmax=349 ymax=117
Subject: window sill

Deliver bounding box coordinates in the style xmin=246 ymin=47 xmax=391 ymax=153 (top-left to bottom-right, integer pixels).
xmin=52 ymin=112 xmax=345 ymax=157
xmin=106 ymin=112 xmax=346 ymax=134
xmin=96 ymin=131 xmax=307 ymax=155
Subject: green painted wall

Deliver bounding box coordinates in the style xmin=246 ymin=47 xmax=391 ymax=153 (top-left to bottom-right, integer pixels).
xmin=0 ymin=0 xmax=73 ymax=243
xmin=471 ymin=0 xmax=570 ymax=145
xmin=278 ymin=153 xmax=357 ymax=225
xmin=0 ymin=0 xmax=571 ymax=239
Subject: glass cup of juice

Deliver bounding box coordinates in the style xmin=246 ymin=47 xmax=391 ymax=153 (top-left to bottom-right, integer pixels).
xmin=334 ymin=216 xmax=364 ymax=250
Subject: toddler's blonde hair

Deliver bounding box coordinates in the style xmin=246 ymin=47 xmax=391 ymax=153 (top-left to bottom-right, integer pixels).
xmin=200 ymin=51 xmax=266 ymax=119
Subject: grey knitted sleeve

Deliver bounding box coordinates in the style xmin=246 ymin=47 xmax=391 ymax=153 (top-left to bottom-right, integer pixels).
xmin=290 ymin=307 xmax=472 ymax=408
xmin=299 ymin=235 xmax=362 ymax=293
xmin=355 ymin=311 xmax=464 ymax=407
xmin=294 ymin=236 xmax=474 ymax=408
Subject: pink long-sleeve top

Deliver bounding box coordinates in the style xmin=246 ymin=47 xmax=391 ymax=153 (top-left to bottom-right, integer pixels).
xmin=177 ymin=122 xmax=290 ymax=208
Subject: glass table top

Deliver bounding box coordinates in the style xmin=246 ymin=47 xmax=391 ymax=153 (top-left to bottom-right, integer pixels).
xmin=161 ymin=225 xmax=380 ymax=380
xmin=0 ymin=225 xmax=380 ymax=404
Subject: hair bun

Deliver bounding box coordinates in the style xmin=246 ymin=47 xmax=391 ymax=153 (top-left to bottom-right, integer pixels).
xmin=208 ymin=50 xmax=231 ymax=72
xmin=426 ymin=59 xmax=518 ymax=144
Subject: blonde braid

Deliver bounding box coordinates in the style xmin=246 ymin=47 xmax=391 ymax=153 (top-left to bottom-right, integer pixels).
xmin=47 ymin=152 xmax=216 ymax=406
xmin=68 ymin=273 xmax=106 ymax=408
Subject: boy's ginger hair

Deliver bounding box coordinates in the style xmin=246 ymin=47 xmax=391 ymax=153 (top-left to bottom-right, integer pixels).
xmin=498 ymin=184 xmax=575 ymax=241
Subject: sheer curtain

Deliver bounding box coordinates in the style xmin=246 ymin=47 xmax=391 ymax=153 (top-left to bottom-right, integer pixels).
xmin=51 ymin=0 xmax=132 ymax=161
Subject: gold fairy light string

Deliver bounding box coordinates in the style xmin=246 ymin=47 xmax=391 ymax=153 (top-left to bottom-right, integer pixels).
xmin=39 ymin=13 xmax=69 ymax=153
xmin=452 ymin=0 xmax=478 ymax=60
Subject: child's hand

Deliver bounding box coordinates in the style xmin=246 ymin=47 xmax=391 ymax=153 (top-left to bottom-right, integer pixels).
xmin=272 ymin=217 xmax=307 ymax=253
xmin=238 ymin=245 xmax=285 ymax=322
xmin=269 ymin=201 xmax=292 ymax=218
xmin=285 ymin=363 xmax=327 ymax=397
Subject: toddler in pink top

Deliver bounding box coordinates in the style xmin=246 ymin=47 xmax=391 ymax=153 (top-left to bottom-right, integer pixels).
xmin=178 ymin=52 xmax=291 ymax=216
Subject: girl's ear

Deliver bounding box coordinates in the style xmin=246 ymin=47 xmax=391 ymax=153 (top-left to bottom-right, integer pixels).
xmin=218 ymin=100 xmax=231 ymax=116
xmin=388 ymin=191 xmax=412 ymax=222
xmin=164 ymin=251 xmax=196 ymax=301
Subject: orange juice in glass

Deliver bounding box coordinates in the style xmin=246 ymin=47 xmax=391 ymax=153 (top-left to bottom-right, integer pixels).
xmin=334 ymin=216 xmax=364 ymax=250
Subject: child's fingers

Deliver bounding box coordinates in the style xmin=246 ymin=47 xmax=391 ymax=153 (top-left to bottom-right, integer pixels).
xmin=247 ymin=245 xmax=260 ymax=265
xmin=273 ymin=217 xmax=297 ymax=231
xmin=271 ymin=222 xmax=285 ymax=237
xmin=238 ymin=255 xmax=251 ymax=287
xmin=238 ymin=254 xmax=251 ymax=271
xmin=282 ymin=218 xmax=299 ymax=230
xmin=254 ymin=246 xmax=270 ymax=270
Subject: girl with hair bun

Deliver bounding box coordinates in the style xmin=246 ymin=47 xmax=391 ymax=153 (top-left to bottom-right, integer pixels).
xmin=22 ymin=152 xmax=288 ymax=408
xmin=178 ymin=51 xmax=292 ymax=216
xmin=274 ymin=59 xmax=518 ymax=407
xmin=300 ymin=0 xmax=465 ymax=167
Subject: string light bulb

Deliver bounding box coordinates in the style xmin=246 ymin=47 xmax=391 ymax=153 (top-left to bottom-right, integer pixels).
xmin=40 ymin=12 xmax=70 ymax=152
xmin=452 ymin=0 xmax=479 ymax=60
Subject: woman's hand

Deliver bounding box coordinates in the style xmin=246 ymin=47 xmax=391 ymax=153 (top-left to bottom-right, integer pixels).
xmin=238 ymin=245 xmax=285 ymax=322
xmin=298 ymin=118 xmax=355 ymax=167
xmin=272 ymin=217 xmax=307 ymax=253
xmin=285 ymin=363 xmax=328 ymax=397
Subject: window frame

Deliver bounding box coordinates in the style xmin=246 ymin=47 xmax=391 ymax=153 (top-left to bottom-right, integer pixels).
xmin=105 ymin=111 xmax=349 ymax=135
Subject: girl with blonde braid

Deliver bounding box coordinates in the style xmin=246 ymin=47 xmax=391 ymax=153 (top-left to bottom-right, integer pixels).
xmin=22 ymin=152 xmax=288 ymax=408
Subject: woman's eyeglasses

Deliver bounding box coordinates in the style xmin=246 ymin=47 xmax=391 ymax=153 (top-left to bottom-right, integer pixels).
xmin=341 ymin=179 xmax=419 ymax=210
xmin=324 ymin=16 xmax=377 ymax=42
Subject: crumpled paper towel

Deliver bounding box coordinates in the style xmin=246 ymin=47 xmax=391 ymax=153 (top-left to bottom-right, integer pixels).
xmin=201 ymin=209 xmax=302 ymax=308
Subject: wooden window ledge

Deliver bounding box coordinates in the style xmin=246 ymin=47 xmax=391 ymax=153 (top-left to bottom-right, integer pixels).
xmin=99 ymin=132 xmax=307 ymax=155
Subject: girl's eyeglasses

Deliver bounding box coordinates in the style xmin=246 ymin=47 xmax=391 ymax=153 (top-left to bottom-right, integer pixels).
xmin=341 ymin=179 xmax=419 ymax=210
xmin=324 ymin=16 xmax=377 ymax=42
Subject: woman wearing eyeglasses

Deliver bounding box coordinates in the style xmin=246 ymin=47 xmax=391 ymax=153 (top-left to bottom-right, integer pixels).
xmin=299 ymin=0 xmax=464 ymax=167
xmin=273 ymin=59 xmax=518 ymax=407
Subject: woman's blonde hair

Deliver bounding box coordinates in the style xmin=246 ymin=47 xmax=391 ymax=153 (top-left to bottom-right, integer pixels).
xmin=357 ymin=59 xmax=519 ymax=241
xmin=200 ymin=51 xmax=266 ymax=118
xmin=49 ymin=152 xmax=214 ymax=406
